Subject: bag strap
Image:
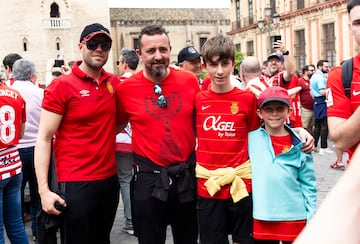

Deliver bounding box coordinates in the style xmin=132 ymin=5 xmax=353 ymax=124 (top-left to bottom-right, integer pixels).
xmin=342 ymin=58 xmax=353 ymax=98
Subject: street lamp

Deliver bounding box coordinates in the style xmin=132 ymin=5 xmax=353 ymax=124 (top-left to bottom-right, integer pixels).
xmin=258 ymin=4 xmax=280 ymax=54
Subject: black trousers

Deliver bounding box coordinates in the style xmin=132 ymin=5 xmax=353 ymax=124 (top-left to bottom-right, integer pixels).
xmin=313 ymin=117 xmax=328 ymax=148
xmin=59 ymin=175 xmax=119 ymax=244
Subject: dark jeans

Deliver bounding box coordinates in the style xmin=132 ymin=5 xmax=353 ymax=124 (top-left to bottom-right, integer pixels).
xmin=19 ymin=146 xmax=40 ymax=237
xmin=313 ymin=117 xmax=328 ymax=148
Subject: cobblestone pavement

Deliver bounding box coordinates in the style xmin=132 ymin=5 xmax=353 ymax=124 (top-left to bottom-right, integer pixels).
xmin=13 ymin=140 xmax=345 ymax=244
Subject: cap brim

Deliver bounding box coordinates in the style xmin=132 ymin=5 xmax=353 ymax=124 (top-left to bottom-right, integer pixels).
xmin=259 ymin=98 xmax=290 ymax=108
xmin=82 ymin=31 xmax=112 ymax=42
xmin=267 ymin=55 xmax=281 ymax=61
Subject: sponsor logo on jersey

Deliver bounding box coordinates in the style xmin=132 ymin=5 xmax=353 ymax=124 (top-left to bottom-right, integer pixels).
xmin=80 ymin=89 xmax=90 ymax=97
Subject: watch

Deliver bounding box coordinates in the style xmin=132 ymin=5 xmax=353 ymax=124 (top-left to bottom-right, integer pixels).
xmin=283 ymin=50 xmax=289 ymax=55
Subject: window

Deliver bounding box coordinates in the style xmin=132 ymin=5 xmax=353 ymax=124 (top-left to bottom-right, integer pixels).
xmin=236 ymin=0 xmax=241 ymax=28
xmin=323 ymin=23 xmax=336 ymax=67
xmin=200 ymin=38 xmax=207 ymax=49
xmin=270 ymin=0 xmax=276 ymax=15
xmin=23 ymin=38 xmax=28 ymax=52
xmin=297 ymin=0 xmax=305 ymax=9
xmin=246 ymin=41 xmax=254 ymax=56
xmin=133 ymin=38 xmax=139 ymax=50
xmin=56 ymin=37 xmax=61 ymax=51
xmin=248 ymin=0 xmax=254 ymax=25
xmin=294 ymin=30 xmax=306 ymax=70
xmin=50 ymin=2 xmax=60 ymax=18
xmin=235 ymin=43 xmax=241 ymax=52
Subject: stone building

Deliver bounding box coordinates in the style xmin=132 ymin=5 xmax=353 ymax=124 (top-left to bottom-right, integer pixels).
xmin=0 ymin=1 xmax=230 ymax=85
xmin=0 ymin=0 xmax=112 ymax=85
xmin=228 ymin=0 xmax=351 ymax=70
xmin=109 ymin=8 xmax=230 ymax=70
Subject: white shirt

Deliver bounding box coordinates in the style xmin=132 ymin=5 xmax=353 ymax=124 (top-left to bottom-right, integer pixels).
xmin=11 ymin=80 xmax=44 ymax=148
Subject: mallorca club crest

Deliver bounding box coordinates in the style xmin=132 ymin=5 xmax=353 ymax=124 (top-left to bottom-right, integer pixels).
xmin=230 ymin=101 xmax=239 ymax=114
xmin=107 ymin=81 xmax=114 ymax=94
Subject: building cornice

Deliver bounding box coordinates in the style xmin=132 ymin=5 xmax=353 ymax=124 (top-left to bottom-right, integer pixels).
xmin=227 ymin=0 xmax=347 ymax=35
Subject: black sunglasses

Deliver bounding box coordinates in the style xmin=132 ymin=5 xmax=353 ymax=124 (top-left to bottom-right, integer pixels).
xmin=153 ymin=84 xmax=167 ymax=108
xmin=116 ymin=60 xmax=124 ymax=65
xmin=84 ymin=39 xmax=111 ymax=51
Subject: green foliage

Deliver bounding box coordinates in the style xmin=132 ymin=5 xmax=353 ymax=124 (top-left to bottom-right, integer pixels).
xmin=234 ymin=51 xmax=244 ymax=74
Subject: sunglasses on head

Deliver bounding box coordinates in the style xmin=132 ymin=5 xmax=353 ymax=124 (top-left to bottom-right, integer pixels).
xmin=153 ymin=84 xmax=167 ymax=108
xmin=83 ymin=39 xmax=112 ymax=51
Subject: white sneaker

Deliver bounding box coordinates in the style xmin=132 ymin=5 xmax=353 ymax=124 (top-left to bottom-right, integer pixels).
xmin=318 ymin=148 xmax=333 ymax=154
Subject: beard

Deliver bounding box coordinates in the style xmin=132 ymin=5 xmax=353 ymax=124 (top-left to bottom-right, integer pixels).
xmin=151 ymin=66 xmax=166 ymax=78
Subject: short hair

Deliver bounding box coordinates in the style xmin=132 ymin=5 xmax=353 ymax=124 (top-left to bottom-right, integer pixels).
xmin=3 ymin=53 xmax=22 ymax=71
xmin=347 ymin=0 xmax=360 ymax=13
xmin=201 ymin=35 xmax=235 ymax=63
xmin=302 ymin=65 xmax=310 ymax=73
xmin=120 ymin=48 xmax=139 ymax=70
xmin=316 ymin=59 xmax=328 ymax=68
xmin=12 ymin=59 xmax=36 ymax=81
xmin=139 ymin=25 xmax=169 ymax=49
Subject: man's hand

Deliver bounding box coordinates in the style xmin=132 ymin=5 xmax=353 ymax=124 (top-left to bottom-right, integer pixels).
xmin=296 ymin=127 xmax=315 ymax=153
xmin=40 ymin=190 xmax=67 ymax=215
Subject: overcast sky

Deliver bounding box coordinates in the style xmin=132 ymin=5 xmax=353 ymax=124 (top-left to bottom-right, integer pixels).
xmin=108 ymin=0 xmax=230 ymax=8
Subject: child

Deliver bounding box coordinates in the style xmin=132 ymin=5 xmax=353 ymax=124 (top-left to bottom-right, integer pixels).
xmin=195 ymin=34 xmax=260 ymax=243
xmin=248 ymin=86 xmax=317 ymax=244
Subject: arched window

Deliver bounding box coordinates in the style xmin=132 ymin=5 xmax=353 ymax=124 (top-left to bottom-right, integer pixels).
xmin=56 ymin=37 xmax=61 ymax=51
xmin=50 ymin=2 xmax=60 ymax=18
xmin=23 ymin=37 xmax=28 ymax=52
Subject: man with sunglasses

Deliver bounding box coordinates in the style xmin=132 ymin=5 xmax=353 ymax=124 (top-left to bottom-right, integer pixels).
xmin=116 ymin=25 xmax=199 ymax=244
xmin=35 ymin=23 xmax=120 ymax=244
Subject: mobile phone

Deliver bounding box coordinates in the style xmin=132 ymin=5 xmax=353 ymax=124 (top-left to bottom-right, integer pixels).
xmin=274 ymin=35 xmax=282 ymax=42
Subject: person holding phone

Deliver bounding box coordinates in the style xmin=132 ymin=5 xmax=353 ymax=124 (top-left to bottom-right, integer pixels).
xmin=265 ymin=36 xmax=302 ymax=127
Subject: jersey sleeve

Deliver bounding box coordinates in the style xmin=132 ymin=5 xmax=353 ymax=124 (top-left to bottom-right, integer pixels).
xmin=326 ymin=67 xmax=352 ymax=119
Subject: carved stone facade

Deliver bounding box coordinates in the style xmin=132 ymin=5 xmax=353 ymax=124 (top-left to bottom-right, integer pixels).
xmin=1 ymin=0 xmax=111 ymax=85
xmin=0 ymin=1 xmax=231 ymax=85
xmin=109 ymin=8 xmax=231 ymax=70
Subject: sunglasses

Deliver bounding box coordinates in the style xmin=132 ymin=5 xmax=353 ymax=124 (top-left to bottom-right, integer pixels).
xmin=83 ymin=39 xmax=111 ymax=51
xmin=153 ymin=84 xmax=167 ymax=108
xmin=116 ymin=60 xmax=124 ymax=65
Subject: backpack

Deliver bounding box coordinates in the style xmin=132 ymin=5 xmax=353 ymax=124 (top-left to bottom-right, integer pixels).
xmin=342 ymin=58 xmax=353 ymax=98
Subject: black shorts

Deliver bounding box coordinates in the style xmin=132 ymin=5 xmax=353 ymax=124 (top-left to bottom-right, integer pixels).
xmin=197 ymin=195 xmax=254 ymax=244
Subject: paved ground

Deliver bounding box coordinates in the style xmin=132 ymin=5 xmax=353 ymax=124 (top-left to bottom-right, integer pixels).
xmin=10 ymin=140 xmax=345 ymax=244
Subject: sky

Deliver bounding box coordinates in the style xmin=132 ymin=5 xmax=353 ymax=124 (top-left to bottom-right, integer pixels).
xmin=108 ymin=0 xmax=230 ymax=8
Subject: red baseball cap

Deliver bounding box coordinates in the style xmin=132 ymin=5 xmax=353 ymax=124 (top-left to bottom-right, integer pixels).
xmin=258 ymin=86 xmax=291 ymax=108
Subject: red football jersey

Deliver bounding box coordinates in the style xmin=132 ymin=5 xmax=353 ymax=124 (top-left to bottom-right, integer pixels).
xmin=116 ymin=68 xmax=200 ymax=166
xmin=327 ymin=53 xmax=360 ymax=159
xmin=196 ymin=88 xmax=260 ymax=199
xmin=42 ymin=61 xmax=119 ymax=182
xmin=0 ymin=84 xmax=26 ymax=148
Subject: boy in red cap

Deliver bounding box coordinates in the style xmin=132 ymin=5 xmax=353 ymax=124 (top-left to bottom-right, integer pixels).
xmin=248 ymin=86 xmax=317 ymax=244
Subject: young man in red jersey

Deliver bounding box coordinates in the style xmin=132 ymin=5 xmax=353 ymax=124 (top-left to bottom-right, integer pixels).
xmin=195 ymin=34 xmax=260 ymax=244
xmin=327 ymin=0 xmax=360 ymax=161
xmin=35 ymin=23 xmax=120 ymax=244
xmin=116 ymin=25 xmax=199 ymax=244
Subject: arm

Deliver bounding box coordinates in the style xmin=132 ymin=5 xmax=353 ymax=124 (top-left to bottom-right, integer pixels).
xmin=328 ymin=109 xmax=360 ymax=151
xmin=298 ymin=153 xmax=317 ymax=221
xmin=274 ymin=40 xmax=296 ymax=81
xmin=34 ymin=109 xmax=66 ymax=215
xmin=295 ymin=145 xmax=360 ymax=244
xmin=287 ymin=86 xmax=301 ymax=98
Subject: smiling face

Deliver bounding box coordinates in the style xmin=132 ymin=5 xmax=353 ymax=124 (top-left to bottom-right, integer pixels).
xmin=257 ymin=101 xmax=292 ymax=133
xmin=137 ymin=33 xmax=171 ymax=82
xmin=204 ymin=55 xmax=235 ymax=92
xmin=79 ymin=35 xmax=111 ymax=70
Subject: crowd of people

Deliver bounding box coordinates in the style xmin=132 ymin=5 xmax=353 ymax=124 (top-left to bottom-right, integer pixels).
xmin=0 ymin=0 xmax=358 ymax=243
